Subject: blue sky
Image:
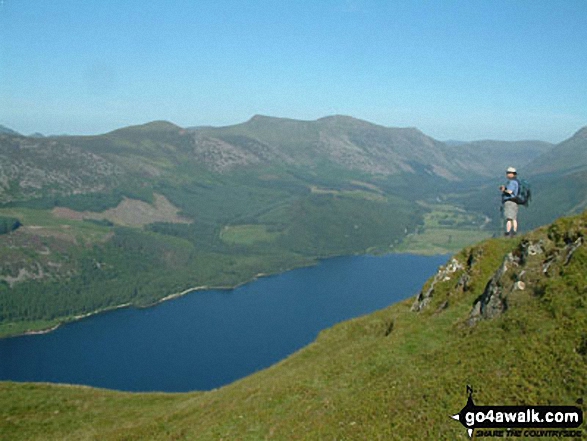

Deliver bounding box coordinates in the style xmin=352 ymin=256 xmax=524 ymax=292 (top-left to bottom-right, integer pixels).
xmin=1 ymin=0 xmax=585 ymax=141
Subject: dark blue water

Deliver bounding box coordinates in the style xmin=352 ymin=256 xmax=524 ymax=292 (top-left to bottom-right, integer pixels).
xmin=0 ymin=253 xmax=447 ymax=392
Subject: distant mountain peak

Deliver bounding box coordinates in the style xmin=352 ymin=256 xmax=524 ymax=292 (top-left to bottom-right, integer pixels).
xmin=317 ymin=116 xmax=426 ymax=136
xmin=572 ymin=125 xmax=587 ymax=139
xmin=134 ymin=120 xmax=183 ymax=131
xmin=317 ymin=115 xmax=366 ymax=124
xmin=249 ymin=114 xmax=273 ymax=122
xmin=107 ymin=120 xmax=183 ymax=136
xmin=0 ymin=124 xmax=22 ymax=136
xmin=246 ymin=114 xmax=303 ymax=125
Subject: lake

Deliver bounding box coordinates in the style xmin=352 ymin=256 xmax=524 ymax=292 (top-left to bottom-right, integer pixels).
xmin=0 ymin=253 xmax=447 ymax=392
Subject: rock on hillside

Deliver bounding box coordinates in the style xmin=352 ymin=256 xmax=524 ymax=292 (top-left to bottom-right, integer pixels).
xmin=0 ymin=135 xmax=123 ymax=203
xmin=195 ymin=115 xmax=461 ymax=178
xmin=412 ymin=210 xmax=586 ymax=322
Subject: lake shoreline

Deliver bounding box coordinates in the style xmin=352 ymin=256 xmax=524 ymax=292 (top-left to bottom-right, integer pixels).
xmin=1 ymin=252 xmax=450 ymax=393
xmin=5 ymin=249 xmax=449 ymax=340
xmin=5 ymin=260 xmax=321 ymax=340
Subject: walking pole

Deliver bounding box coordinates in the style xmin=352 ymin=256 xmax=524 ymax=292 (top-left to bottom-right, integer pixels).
xmin=499 ymin=205 xmax=504 ymax=238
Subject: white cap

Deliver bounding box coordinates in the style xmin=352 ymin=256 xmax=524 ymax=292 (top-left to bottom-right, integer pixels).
xmin=506 ymin=167 xmax=517 ymax=173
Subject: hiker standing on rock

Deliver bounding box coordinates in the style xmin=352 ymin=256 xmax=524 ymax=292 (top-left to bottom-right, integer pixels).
xmin=499 ymin=166 xmax=519 ymax=237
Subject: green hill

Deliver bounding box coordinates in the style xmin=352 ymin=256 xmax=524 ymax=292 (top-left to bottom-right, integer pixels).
xmin=0 ymin=125 xmax=22 ymax=136
xmin=526 ymin=126 xmax=587 ymax=176
xmin=1 ymin=211 xmax=585 ymax=440
xmin=521 ymin=127 xmax=587 ymax=228
xmin=443 ymin=139 xmax=554 ymax=180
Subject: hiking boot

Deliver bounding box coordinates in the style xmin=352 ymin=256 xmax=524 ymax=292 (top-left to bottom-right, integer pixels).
xmin=504 ymin=231 xmax=510 ymax=237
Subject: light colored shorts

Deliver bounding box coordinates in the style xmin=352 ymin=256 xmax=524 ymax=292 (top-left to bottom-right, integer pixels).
xmin=503 ymin=200 xmax=518 ymax=220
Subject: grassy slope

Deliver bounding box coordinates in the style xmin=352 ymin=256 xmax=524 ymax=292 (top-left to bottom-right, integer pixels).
xmin=526 ymin=126 xmax=587 ymax=176
xmin=2 ymin=212 xmax=585 ymax=440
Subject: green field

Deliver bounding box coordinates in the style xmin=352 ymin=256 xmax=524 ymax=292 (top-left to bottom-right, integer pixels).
xmin=395 ymin=204 xmax=493 ymax=255
xmin=0 ymin=207 xmax=111 ymax=241
xmin=220 ymin=224 xmax=281 ymax=245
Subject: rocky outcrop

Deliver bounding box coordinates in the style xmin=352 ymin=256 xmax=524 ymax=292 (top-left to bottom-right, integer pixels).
xmin=468 ymin=232 xmax=584 ymax=325
xmin=411 ymin=212 xmax=586 ymax=327
xmin=411 ymin=258 xmax=464 ymax=312
xmin=0 ymin=135 xmax=122 ymax=203
xmin=468 ymin=251 xmax=521 ymax=323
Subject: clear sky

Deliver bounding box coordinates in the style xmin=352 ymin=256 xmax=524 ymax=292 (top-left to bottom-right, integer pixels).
xmin=1 ymin=0 xmax=585 ymax=142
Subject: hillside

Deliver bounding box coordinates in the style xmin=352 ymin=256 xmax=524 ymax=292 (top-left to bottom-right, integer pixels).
xmin=1 ymin=211 xmax=585 ymax=440
xmin=443 ymin=139 xmax=554 ymax=179
xmin=0 ymin=117 xmax=559 ymax=206
xmin=195 ymin=115 xmax=464 ymax=179
xmin=0 ymin=125 xmax=21 ymax=136
xmin=526 ymin=126 xmax=587 ymax=176
xmin=519 ymin=126 xmax=587 ymax=227
xmin=1 ymin=116 xmax=549 ymax=204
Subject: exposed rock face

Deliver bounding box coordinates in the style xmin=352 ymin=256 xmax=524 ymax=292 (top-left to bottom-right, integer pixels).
xmin=412 ymin=213 xmax=585 ymax=327
xmin=468 ymin=251 xmax=519 ymax=322
xmin=0 ymin=135 xmax=123 ymax=203
xmin=411 ymin=258 xmax=464 ymax=312
xmin=468 ymin=234 xmax=583 ymax=325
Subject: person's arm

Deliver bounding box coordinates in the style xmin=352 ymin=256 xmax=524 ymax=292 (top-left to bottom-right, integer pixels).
xmin=499 ymin=184 xmax=512 ymax=195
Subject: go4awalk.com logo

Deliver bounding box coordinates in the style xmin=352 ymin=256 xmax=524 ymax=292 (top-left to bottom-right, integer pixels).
xmin=451 ymin=386 xmax=584 ymax=438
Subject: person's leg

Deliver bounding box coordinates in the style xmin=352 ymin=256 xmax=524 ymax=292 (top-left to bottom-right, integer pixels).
xmin=511 ymin=203 xmax=519 ymax=235
xmin=503 ymin=202 xmax=518 ymax=236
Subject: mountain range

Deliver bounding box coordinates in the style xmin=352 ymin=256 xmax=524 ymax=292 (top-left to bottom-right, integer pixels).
xmin=0 ymin=115 xmax=585 ymax=337
xmin=0 ymin=115 xmax=558 ymax=204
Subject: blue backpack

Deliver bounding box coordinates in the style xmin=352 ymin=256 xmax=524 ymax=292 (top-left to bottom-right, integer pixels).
xmin=512 ymin=178 xmax=531 ymax=206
